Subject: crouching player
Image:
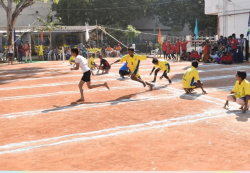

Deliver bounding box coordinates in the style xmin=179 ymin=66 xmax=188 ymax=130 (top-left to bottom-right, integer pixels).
xmin=119 ymin=62 xmax=130 ymax=78
xmin=150 ymin=59 xmax=172 ymax=84
xmin=182 ymin=60 xmax=207 ymax=94
xmin=224 ymin=71 xmax=250 ymax=113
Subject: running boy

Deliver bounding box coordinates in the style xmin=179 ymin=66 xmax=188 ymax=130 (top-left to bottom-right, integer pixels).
xmin=224 ymin=71 xmax=250 ymax=113
xmin=70 ymin=48 xmax=109 ymax=102
xmin=182 ymin=60 xmax=207 ymax=94
xmin=111 ymin=47 xmax=154 ymax=90
xmin=150 ymin=59 xmax=172 ymax=84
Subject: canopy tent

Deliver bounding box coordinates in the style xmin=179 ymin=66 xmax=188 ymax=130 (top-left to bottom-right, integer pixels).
xmin=0 ymin=26 xmax=98 ymax=33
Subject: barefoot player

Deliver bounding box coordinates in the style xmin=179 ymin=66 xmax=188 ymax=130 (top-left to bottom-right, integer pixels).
xmin=182 ymin=60 xmax=207 ymax=94
xmin=150 ymin=59 xmax=172 ymax=84
xmin=70 ymin=48 xmax=110 ymax=102
xmin=111 ymin=47 xmax=154 ymax=90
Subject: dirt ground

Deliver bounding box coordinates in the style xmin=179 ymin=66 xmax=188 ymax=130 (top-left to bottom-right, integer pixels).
xmin=0 ymin=58 xmax=250 ymax=171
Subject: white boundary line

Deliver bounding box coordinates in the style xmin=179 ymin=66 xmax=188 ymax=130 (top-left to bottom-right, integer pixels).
xmin=0 ymin=109 xmax=240 ymax=155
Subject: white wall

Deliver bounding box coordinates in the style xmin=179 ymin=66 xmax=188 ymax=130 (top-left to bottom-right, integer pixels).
xmin=205 ymin=0 xmax=250 ymax=38
xmin=0 ymin=1 xmax=54 ymax=27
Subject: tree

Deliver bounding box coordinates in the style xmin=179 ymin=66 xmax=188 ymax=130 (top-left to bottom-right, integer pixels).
xmin=52 ymin=0 xmax=156 ymax=27
xmin=36 ymin=7 xmax=63 ymax=49
xmin=0 ymin=0 xmax=60 ymax=46
xmin=152 ymin=0 xmax=217 ymax=34
xmin=125 ymin=25 xmax=141 ymax=46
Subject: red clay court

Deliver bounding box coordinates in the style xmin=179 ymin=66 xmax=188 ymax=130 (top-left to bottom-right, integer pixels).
xmin=0 ymin=59 xmax=250 ymax=170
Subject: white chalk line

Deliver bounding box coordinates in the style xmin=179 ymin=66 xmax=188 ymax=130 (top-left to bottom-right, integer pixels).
xmin=0 ymin=109 xmax=240 ymax=155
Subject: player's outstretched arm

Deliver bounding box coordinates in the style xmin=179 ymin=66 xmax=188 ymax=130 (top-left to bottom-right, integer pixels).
xmin=150 ymin=67 xmax=155 ymax=76
xmin=110 ymin=59 xmax=120 ymax=65
xmin=70 ymin=63 xmax=79 ymax=71
xmin=160 ymin=70 xmax=167 ymax=80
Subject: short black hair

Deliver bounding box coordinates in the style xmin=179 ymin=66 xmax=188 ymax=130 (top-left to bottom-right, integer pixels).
xmin=71 ymin=47 xmax=79 ymax=55
xmin=92 ymin=54 xmax=95 ymax=57
xmin=192 ymin=60 xmax=199 ymax=68
xmin=152 ymin=59 xmax=158 ymax=64
xmin=237 ymin=71 xmax=247 ymax=80
xmin=128 ymin=47 xmax=134 ymax=51
xmin=240 ymin=34 xmax=244 ymax=37
xmin=232 ymin=33 xmax=236 ymax=37
xmin=99 ymin=55 xmax=103 ymax=58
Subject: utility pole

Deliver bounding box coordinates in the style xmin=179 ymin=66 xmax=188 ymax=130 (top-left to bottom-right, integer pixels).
xmin=96 ymin=20 xmax=98 ymax=47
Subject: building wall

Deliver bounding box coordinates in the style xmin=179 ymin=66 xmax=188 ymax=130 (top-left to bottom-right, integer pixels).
xmin=0 ymin=0 xmax=54 ymax=27
xmin=205 ymin=0 xmax=250 ymax=38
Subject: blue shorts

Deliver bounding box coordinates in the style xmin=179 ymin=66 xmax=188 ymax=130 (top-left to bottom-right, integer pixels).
xmin=190 ymin=77 xmax=197 ymax=87
xmin=242 ymin=96 xmax=250 ymax=101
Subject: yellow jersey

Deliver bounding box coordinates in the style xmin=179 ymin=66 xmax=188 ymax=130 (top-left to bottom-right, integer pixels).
xmin=38 ymin=45 xmax=43 ymax=56
xmin=232 ymin=79 xmax=250 ymax=101
xmin=154 ymin=60 xmax=170 ymax=73
xmin=182 ymin=66 xmax=200 ymax=89
xmin=120 ymin=54 xmax=147 ymax=77
xmin=88 ymin=57 xmax=95 ymax=68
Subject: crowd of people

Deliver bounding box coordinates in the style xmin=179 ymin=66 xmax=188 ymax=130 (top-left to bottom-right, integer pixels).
xmin=170 ymin=33 xmax=246 ymax=64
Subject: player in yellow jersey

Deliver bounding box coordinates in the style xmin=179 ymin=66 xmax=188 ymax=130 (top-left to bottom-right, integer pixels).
xmin=182 ymin=60 xmax=206 ymax=94
xmin=224 ymin=71 xmax=250 ymax=113
xmin=111 ymin=47 xmax=154 ymax=90
xmin=150 ymin=59 xmax=172 ymax=84
xmin=38 ymin=43 xmax=43 ymax=60
xmin=88 ymin=54 xmax=97 ymax=76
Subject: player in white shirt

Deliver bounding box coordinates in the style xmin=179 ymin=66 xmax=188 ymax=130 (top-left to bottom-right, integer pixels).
xmin=70 ymin=48 xmax=110 ymax=102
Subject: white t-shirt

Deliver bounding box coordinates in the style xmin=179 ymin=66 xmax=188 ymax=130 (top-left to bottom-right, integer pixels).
xmin=75 ymin=55 xmax=90 ymax=73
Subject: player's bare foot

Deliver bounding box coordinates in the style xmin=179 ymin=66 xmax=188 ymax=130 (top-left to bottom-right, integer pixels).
xmin=148 ymin=84 xmax=154 ymax=91
xmin=151 ymin=80 xmax=156 ymax=83
xmin=239 ymin=106 xmax=243 ymax=110
xmin=105 ymin=82 xmax=110 ymax=90
xmin=142 ymin=80 xmax=146 ymax=87
xmin=202 ymin=90 xmax=207 ymax=94
xmin=77 ymin=98 xmax=85 ymax=102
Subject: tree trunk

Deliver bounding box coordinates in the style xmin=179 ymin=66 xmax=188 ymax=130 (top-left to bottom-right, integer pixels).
xmin=49 ymin=30 xmax=52 ymax=49
xmin=7 ymin=0 xmax=13 ymax=46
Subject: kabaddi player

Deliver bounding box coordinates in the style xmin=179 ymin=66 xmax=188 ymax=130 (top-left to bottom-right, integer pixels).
xmin=70 ymin=48 xmax=109 ymax=102
xmin=182 ymin=60 xmax=207 ymax=94
xmin=119 ymin=62 xmax=130 ymax=78
xmin=111 ymin=47 xmax=154 ymax=90
xmin=88 ymin=54 xmax=97 ymax=76
xmin=224 ymin=71 xmax=250 ymax=113
xmin=97 ymin=55 xmax=111 ymax=74
xmin=150 ymin=59 xmax=172 ymax=84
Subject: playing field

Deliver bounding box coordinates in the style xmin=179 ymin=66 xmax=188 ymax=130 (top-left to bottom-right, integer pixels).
xmin=0 ymin=58 xmax=250 ymax=171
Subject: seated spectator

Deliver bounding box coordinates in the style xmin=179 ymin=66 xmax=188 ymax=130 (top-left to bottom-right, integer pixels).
xmin=226 ymin=51 xmax=233 ymax=64
xmin=212 ymin=43 xmax=218 ymax=52
xmin=218 ymin=43 xmax=225 ymax=54
xmin=220 ymin=52 xmax=232 ymax=64
xmin=106 ymin=45 xmax=112 ymax=57
xmin=198 ymin=43 xmax=204 ymax=57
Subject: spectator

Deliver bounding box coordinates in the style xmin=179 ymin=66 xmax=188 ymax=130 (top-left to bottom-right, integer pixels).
xmin=231 ymin=35 xmax=238 ymax=63
xmin=176 ymin=39 xmax=181 ymax=61
xmin=70 ymin=42 xmax=74 ymax=49
xmin=162 ymin=40 xmax=167 ymax=60
xmin=24 ymin=40 xmax=32 ymax=63
xmin=106 ymin=45 xmax=112 ymax=57
xmin=198 ymin=43 xmax=204 ymax=57
xmin=218 ymin=36 xmax=224 ymax=45
xmin=167 ymin=40 xmax=172 ymax=60
xmin=181 ymin=39 xmax=188 ymax=54
xmin=212 ymin=43 xmax=218 ymax=52
xmin=171 ymin=44 xmax=177 ymax=61
xmin=116 ymin=44 xmax=122 ymax=56
xmin=239 ymin=34 xmax=245 ymax=63
xmin=14 ymin=43 xmax=18 ymax=61
xmin=18 ymin=43 xmax=24 ymax=64
xmin=148 ymin=40 xmax=153 ymax=55
xmin=218 ymin=43 xmax=225 ymax=54
xmin=7 ymin=44 xmax=14 ymax=65
xmin=203 ymin=40 xmax=210 ymax=63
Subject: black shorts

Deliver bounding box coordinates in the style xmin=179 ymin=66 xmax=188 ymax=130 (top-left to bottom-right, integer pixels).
xmin=119 ymin=70 xmax=130 ymax=76
xmin=81 ymin=70 xmax=91 ymax=82
xmin=8 ymin=53 xmax=13 ymax=57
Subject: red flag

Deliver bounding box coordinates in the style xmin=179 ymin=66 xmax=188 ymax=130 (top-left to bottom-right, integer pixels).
xmin=41 ymin=31 xmax=44 ymax=42
xmin=158 ymin=28 xmax=162 ymax=44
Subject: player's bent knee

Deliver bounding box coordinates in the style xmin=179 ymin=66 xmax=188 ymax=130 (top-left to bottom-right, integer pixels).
xmin=236 ymin=98 xmax=245 ymax=105
xmin=227 ymin=94 xmax=236 ymax=102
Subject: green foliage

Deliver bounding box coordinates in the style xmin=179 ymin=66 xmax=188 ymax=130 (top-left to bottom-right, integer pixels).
xmin=153 ymin=0 xmax=217 ymax=31
xmin=126 ymin=25 xmax=141 ymax=38
xmin=154 ymin=43 xmax=162 ymax=51
xmin=35 ymin=7 xmax=63 ymax=31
